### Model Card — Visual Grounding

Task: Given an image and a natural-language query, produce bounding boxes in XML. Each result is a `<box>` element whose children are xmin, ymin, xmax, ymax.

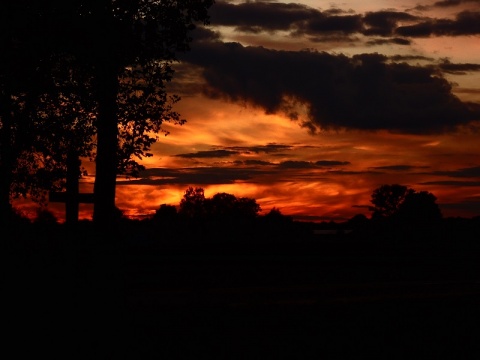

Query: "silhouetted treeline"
<box><xmin>5</xmin><ymin>185</ymin><xmax>479</xmax><ymax>248</ymax></box>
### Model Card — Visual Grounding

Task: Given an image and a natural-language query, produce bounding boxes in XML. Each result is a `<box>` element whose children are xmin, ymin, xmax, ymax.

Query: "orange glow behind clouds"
<box><xmin>110</xmin><ymin>94</ymin><xmax>479</xmax><ymax>221</ymax></box>
<box><xmin>12</xmin><ymin>1</ymin><xmax>480</xmax><ymax>222</ymax></box>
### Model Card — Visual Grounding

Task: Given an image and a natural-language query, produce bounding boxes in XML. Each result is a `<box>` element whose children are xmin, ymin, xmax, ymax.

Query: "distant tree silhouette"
<box><xmin>152</xmin><ymin>204</ymin><xmax>178</xmax><ymax>223</ymax></box>
<box><xmin>369</xmin><ymin>184</ymin><xmax>413</xmax><ymax>219</ymax></box>
<box><xmin>235</xmin><ymin>197</ymin><xmax>262</xmax><ymax>219</ymax></box>
<box><xmin>397</xmin><ymin>190</ymin><xmax>442</xmax><ymax>227</ymax></box>
<box><xmin>208</xmin><ymin>192</ymin><xmax>261</xmax><ymax>221</ymax></box>
<box><xmin>370</xmin><ymin>184</ymin><xmax>443</xmax><ymax>238</ymax></box>
<box><xmin>177</xmin><ymin>188</ymin><xmax>261</xmax><ymax>227</ymax></box>
<box><xmin>179</xmin><ymin>187</ymin><xmax>207</xmax><ymax>219</ymax></box>
<box><xmin>208</xmin><ymin>192</ymin><xmax>237</xmax><ymax>216</ymax></box>
<box><xmin>262</xmin><ymin>207</ymin><xmax>293</xmax><ymax>225</ymax></box>
<box><xmin>347</xmin><ymin>213</ymin><xmax>369</xmax><ymax>231</ymax></box>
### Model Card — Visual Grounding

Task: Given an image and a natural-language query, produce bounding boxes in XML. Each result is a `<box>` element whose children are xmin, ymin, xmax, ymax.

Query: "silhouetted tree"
<box><xmin>1</xmin><ymin>1</ymin><xmax>215</xmax><ymax>228</ymax></box>
<box><xmin>177</xmin><ymin>188</ymin><xmax>261</xmax><ymax>231</ymax></box>
<box><xmin>152</xmin><ymin>203</ymin><xmax>178</xmax><ymax>223</ymax></box>
<box><xmin>370</xmin><ymin>184</ymin><xmax>443</xmax><ymax>239</ymax></box>
<box><xmin>369</xmin><ymin>184</ymin><xmax>414</xmax><ymax>219</ymax></box>
<box><xmin>397</xmin><ymin>190</ymin><xmax>442</xmax><ymax>227</ymax></box>
<box><xmin>208</xmin><ymin>192</ymin><xmax>237</xmax><ymax>216</ymax></box>
<box><xmin>179</xmin><ymin>187</ymin><xmax>207</xmax><ymax>219</ymax></box>
<box><xmin>0</xmin><ymin>3</ymin><xmax>97</xmax><ymax>225</ymax></box>
<box><xmin>62</xmin><ymin>1</ymin><xmax>214</xmax><ymax>228</ymax></box>
<box><xmin>116</xmin><ymin>63</ymin><xmax>185</xmax><ymax>178</ymax></box>
<box><xmin>38</xmin><ymin>54</ymin><xmax>97</xmax><ymax>225</ymax></box>
<box><xmin>0</xmin><ymin>1</ymin><xmax>46</xmax><ymax>223</ymax></box>
<box><xmin>208</xmin><ymin>192</ymin><xmax>261</xmax><ymax>220</ymax></box>
<box><xmin>263</xmin><ymin>207</ymin><xmax>293</xmax><ymax>224</ymax></box>
<box><xmin>347</xmin><ymin>213</ymin><xmax>369</xmax><ymax>231</ymax></box>
<box><xmin>235</xmin><ymin>197</ymin><xmax>262</xmax><ymax>219</ymax></box>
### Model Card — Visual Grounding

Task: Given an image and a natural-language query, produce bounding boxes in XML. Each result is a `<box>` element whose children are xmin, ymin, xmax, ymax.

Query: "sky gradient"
<box><xmin>16</xmin><ymin>0</ymin><xmax>480</xmax><ymax>222</ymax></box>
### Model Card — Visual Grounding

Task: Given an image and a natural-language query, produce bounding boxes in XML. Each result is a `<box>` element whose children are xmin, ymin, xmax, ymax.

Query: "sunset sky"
<box><xmin>18</xmin><ymin>0</ymin><xmax>480</xmax><ymax>222</ymax></box>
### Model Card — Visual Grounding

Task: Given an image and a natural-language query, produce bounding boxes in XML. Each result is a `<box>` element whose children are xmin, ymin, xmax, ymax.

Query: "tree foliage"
<box><xmin>397</xmin><ymin>190</ymin><xmax>442</xmax><ymax>224</ymax></box>
<box><xmin>0</xmin><ymin>4</ymin><xmax>96</xmax><ymax>222</ymax></box>
<box><xmin>179</xmin><ymin>187</ymin><xmax>206</xmax><ymax>219</ymax></box>
<box><xmin>370</xmin><ymin>184</ymin><xmax>442</xmax><ymax>227</ymax></box>
<box><xmin>208</xmin><ymin>192</ymin><xmax>261</xmax><ymax>220</ymax></box>
<box><xmin>0</xmin><ymin>1</ymin><xmax>215</xmax><ymax>227</ymax></box>
<box><xmin>64</xmin><ymin>0</ymin><xmax>214</xmax><ymax>227</ymax></box>
<box><xmin>370</xmin><ymin>184</ymin><xmax>413</xmax><ymax>219</ymax></box>
<box><xmin>117</xmin><ymin>63</ymin><xmax>185</xmax><ymax>177</ymax></box>
<box><xmin>178</xmin><ymin>187</ymin><xmax>261</xmax><ymax>221</ymax></box>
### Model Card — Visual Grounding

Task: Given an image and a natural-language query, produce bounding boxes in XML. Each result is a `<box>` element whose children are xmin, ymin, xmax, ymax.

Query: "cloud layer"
<box><xmin>182</xmin><ymin>42</ymin><xmax>479</xmax><ymax>133</ymax></box>
<box><xmin>208</xmin><ymin>1</ymin><xmax>480</xmax><ymax>38</ymax></box>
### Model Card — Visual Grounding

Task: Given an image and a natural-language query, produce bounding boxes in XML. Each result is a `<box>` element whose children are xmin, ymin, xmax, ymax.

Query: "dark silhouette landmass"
<box><xmin>4</xmin><ymin>198</ymin><xmax>480</xmax><ymax>359</ymax></box>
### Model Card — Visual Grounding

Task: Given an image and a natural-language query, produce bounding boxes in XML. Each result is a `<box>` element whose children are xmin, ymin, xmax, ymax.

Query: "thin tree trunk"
<box><xmin>0</xmin><ymin>90</ymin><xmax>14</xmax><ymax>227</ymax></box>
<box><xmin>93</xmin><ymin>62</ymin><xmax>119</xmax><ymax>229</ymax></box>
<box><xmin>65</xmin><ymin>149</ymin><xmax>81</xmax><ymax>226</ymax></box>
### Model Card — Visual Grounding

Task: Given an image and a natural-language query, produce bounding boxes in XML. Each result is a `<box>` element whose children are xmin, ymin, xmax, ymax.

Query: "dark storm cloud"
<box><xmin>396</xmin><ymin>11</ymin><xmax>480</xmax><ymax>37</ymax></box>
<box><xmin>234</xmin><ymin>159</ymin><xmax>274</xmax><ymax>166</ymax></box>
<box><xmin>420</xmin><ymin>180</ymin><xmax>480</xmax><ymax>186</ymax></box>
<box><xmin>208</xmin><ymin>1</ymin><xmax>317</xmax><ymax>32</ymax></box>
<box><xmin>190</xmin><ymin>26</ymin><xmax>222</xmax><ymax>42</ymax></box>
<box><xmin>278</xmin><ymin>161</ymin><xmax>315</xmax><ymax>169</ymax></box>
<box><xmin>175</xmin><ymin>149</ymin><xmax>238</xmax><ymax>158</ymax></box>
<box><xmin>366</xmin><ymin>38</ymin><xmax>411</xmax><ymax>46</ymax></box>
<box><xmin>439</xmin><ymin>195</ymin><xmax>480</xmax><ymax>215</ymax></box>
<box><xmin>436</xmin><ymin>60</ymin><xmax>480</xmax><ymax>74</ymax></box>
<box><xmin>183</xmin><ymin>42</ymin><xmax>480</xmax><ymax>133</ymax></box>
<box><xmin>207</xmin><ymin>2</ymin><xmax>480</xmax><ymax>40</ymax></box>
<box><xmin>327</xmin><ymin>170</ymin><xmax>384</xmax><ymax>175</ymax></box>
<box><xmin>276</xmin><ymin>160</ymin><xmax>352</xmax><ymax>170</ymax></box>
<box><xmin>225</xmin><ymin>144</ymin><xmax>293</xmax><ymax>154</ymax></box>
<box><xmin>363</xmin><ymin>11</ymin><xmax>419</xmax><ymax>36</ymax></box>
<box><xmin>431</xmin><ymin>166</ymin><xmax>480</xmax><ymax>177</ymax></box>
<box><xmin>208</xmin><ymin>2</ymin><xmax>416</xmax><ymax>38</ymax></box>
<box><xmin>300</xmin><ymin>14</ymin><xmax>363</xmax><ymax>35</ymax></box>
<box><xmin>116</xmin><ymin>166</ymin><xmax>271</xmax><ymax>185</ymax></box>
<box><xmin>254</xmin><ymin>160</ymin><xmax>353</xmax><ymax>169</ymax></box>
<box><xmin>352</xmin><ymin>205</ymin><xmax>371</xmax><ymax>209</ymax></box>
<box><xmin>315</xmin><ymin>160</ymin><xmax>351</xmax><ymax>167</ymax></box>
<box><xmin>389</xmin><ymin>55</ymin><xmax>434</xmax><ymax>62</ymax></box>
<box><xmin>434</xmin><ymin>0</ymin><xmax>480</xmax><ymax>7</ymax></box>
<box><xmin>370</xmin><ymin>165</ymin><xmax>430</xmax><ymax>171</ymax></box>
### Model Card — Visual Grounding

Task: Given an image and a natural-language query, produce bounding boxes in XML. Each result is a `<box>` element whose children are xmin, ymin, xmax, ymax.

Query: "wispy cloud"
<box><xmin>370</xmin><ymin>165</ymin><xmax>431</xmax><ymax>171</ymax></box>
<box><xmin>174</xmin><ymin>149</ymin><xmax>239</xmax><ymax>158</ymax></box>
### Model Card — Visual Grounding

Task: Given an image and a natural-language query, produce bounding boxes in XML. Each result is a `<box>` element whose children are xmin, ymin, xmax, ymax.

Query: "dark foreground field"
<box><xmin>5</xmin><ymin>223</ymin><xmax>480</xmax><ymax>359</ymax></box>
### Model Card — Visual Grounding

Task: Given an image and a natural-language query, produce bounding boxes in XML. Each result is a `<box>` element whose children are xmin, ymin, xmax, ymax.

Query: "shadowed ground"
<box><xmin>5</xmin><ymin>225</ymin><xmax>480</xmax><ymax>359</ymax></box>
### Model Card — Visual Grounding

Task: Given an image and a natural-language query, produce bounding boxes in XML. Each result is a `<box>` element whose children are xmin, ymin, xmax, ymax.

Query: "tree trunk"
<box><xmin>0</xmin><ymin>90</ymin><xmax>14</xmax><ymax>227</ymax></box>
<box><xmin>93</xmin><ymin>62</ymin><xmax>119</xmax><ymax>229</ymax></box>
<box><xmin>65</xmin><ymin>149</ymin><xmax>81</xmax><ymax>226</ymax></box>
